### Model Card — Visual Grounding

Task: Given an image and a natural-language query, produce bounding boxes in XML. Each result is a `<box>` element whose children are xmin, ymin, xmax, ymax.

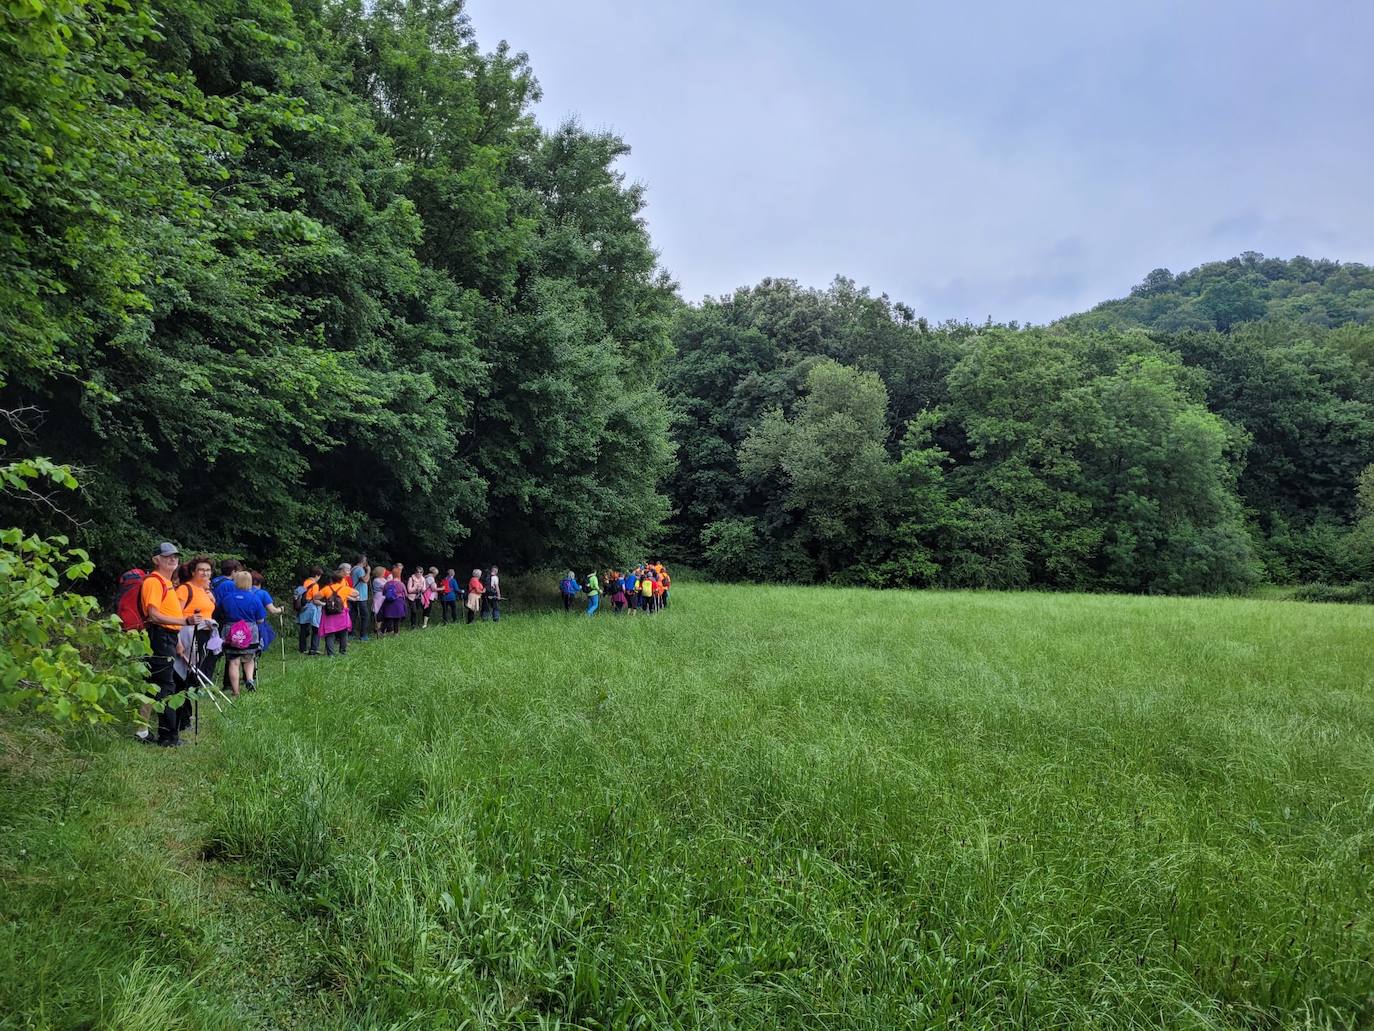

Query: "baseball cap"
<box><xmin>152</xmin><ymin>541</ymin><xmax>181</xmax><ymax>558</ymax></box>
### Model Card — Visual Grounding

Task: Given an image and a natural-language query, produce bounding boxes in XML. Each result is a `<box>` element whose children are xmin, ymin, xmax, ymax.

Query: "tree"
<box><xmin>735</xmin><ymin>361</ymin><xmax>897</xmax><ymax>581</ymax></box>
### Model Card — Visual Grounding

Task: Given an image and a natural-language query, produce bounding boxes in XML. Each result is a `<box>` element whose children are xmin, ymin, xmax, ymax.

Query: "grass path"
<box><xmin>1</xmin><ymin>585</ymin><xmax>1372</xmax><ymax>1029</ymax></box>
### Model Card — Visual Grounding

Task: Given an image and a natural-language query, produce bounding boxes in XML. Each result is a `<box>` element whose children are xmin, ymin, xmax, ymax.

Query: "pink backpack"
<box><xmin>227</xmin><ymin>619</ymin><xmax>256</xmax><ymax>650</ymax></box>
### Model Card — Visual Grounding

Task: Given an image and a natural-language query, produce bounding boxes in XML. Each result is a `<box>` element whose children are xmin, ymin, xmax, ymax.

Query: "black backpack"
<box><xmin>321</xmin><ymin>585</ymin><xmax>344</xmax><ymax>616</ymax></box>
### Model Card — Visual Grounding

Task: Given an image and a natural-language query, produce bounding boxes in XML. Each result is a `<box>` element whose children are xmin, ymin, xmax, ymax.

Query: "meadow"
<box><xmin>1</xmin><ymin>584</ymin><xmax>1371</xmax><ymax>1029</ymax></box>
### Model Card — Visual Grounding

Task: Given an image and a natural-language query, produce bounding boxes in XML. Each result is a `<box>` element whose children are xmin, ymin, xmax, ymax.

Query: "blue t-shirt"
<box><xmin>211</xmin><ymin>575</ymin><xmax>236</xmax><ymax>618</ymax></box>
<box><xmin>351</xmin><ymin>565</ymin><xmax>369</xmax><ymax>601</ymax></box>
<box><xmin>253</xmin><ymin>587</ymin><xmax>274</xmax><ymax>613</ymax></box>
<box><xmin>222</xmin><ymin>590</ymin><xmax>268</xmax><ymax>625</ymax></box>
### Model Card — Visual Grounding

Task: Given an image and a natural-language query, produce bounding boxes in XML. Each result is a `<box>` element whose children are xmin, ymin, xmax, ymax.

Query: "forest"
<box><xmin>4</xmin><ymin>0</ymin><xmax>1374</xmax><ymax>596</ymax></box>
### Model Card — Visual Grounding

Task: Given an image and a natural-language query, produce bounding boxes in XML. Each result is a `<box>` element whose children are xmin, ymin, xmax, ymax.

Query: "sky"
<box><xmin>464</xmin><ymin>0</ymin><xmax>1374</xmax><ymax>324</ymax></box>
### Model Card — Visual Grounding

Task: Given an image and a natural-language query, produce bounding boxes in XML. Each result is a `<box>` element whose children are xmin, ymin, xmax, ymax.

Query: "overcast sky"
<box><xmin>464</xmin><ymin>0</ymin><xmax>1374</xmax><ymax>324</ymax></box>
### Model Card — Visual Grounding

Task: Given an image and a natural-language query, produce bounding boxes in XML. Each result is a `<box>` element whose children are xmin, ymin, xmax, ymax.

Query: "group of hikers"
<box><xmin>121</xmin><ymin>546</ymin><xmax>504</xmax><ymax>749</ymax></box>
<box><xmin>295</xmin><ymin>560</ymin><xmax>503</xmax><ymax>655</ymax></box>
<box><xmin>560</xmin><ymin>563</ymin><xmax>673</xmax><ymax>615</ymax></box>
<box><xmin>125</xmin><ymin>542</ymin><xmax>675</xmax><ymax>749</ymax></box>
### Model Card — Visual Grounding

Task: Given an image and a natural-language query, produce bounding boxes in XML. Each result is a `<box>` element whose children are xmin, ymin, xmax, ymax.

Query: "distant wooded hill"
<box><xmin>1060</xmin><ymin>252</ymin><xmax>1374</xmax><ymax>332</ymax></box>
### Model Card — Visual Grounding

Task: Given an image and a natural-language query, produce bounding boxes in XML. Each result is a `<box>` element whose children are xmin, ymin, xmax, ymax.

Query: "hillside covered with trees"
<box><xmin>664</xmin><ymin>277</ymin><xmax>1374</xmax><ymax>592</ymax></box>
<box><xmin>1061</xmin><ymin>253</ymin><xmax>1374</xmax><ymax>332</ymax></box>
<box><xmin>3</xmin><ymin>1</ymin><xmax>1372</xmax><ymax>596</ymax></box>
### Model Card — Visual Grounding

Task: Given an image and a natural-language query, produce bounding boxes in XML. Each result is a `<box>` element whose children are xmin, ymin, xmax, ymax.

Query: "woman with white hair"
<box><xmin>465</xmin><ymin>568</ymin><xmax>485</xmax><ymax>624</ymax></box>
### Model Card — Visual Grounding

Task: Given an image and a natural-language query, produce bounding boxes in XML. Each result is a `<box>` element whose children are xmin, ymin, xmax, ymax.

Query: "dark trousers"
<box><xmin>298</xmin><ymin>623</ymin><xmax>319</xmax><ymax>654</ymax></box>
<box><xmin>349</xmin><ymin>599</ymin><xmax>369</xmax><ymax>638</ymax></box>
<box><xmin>146</xmin><ymin>627</ymin><xmax>182</xmax><ymax>743</ymax></box>
<box><xmin>173</xmin><ymin>627</ymin><xmax>216</xmax><ymax>732</ymax></box>
<box><xmin>482</xmin><ymin>598</ymin><xmax>500</xmax><ymax>621</ymax></box>
<box><xmin>466</xmin><ymin>605</ymin><xmax>477</xmax><ymax>624</ymax></box>
<box><xmin>441</xmin><ymin>598</ymin><xmax>457</xmax><ymax>623</ymax></box>
<box><xmin>410</xmin><ymin>603</ymin><xmax>421</xmax><ymax>629</ymax></box>
<box><xmin>324</xmin><ymin>629</ymin><xmax>347</xmax><ymax>656</ymax></box>
<box><xmin>562</xmin><ymin>593</ymin><xmax>574</xmax><ymax>611</ymax></box>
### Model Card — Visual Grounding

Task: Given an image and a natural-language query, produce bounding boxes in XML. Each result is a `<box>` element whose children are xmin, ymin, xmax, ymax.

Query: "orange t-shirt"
<box><xmin>140</xmin><ymin>572</ymin><xmax>183</xmax><ymax>626</ymax></box>
<box><xmin>317</xmin><ymin>581</ymin><xmax>354</xmax><ymax>608</ymax></box>
<box><xmin>176</xmin><ymin>581</ymin><xmax>215</xmax><ymax>622</ymax></box>
<box><xmin>652</xmin><ymin>578</ymin><xmax>665</xmax><ymax>596</ymax></box>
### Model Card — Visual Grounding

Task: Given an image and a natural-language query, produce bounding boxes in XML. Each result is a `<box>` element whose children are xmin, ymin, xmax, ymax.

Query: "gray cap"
<box><xmin>152</xmin><ymin>541</ymin><xmax>180</xmax><ymax>557</ymax></box>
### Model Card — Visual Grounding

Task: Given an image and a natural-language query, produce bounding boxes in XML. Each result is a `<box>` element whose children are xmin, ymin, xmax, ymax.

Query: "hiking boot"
<box><xmin>157</xmin><ymin>738</ymin><xmax>185</xmax><ymax>748</ymax></box>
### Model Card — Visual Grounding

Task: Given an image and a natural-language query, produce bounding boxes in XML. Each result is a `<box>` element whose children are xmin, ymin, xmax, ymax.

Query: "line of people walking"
<box><xmin>560</xmin><ymin>563</ymin><xmax>672</xmax><ymax>615</ymax></box>
<box><xmin>294</xmin><ymin>558</ymin><xmax>503</xmax><ymax>655</ymax></box>
<box><xmin>126</xmin><ymin>546</ymin><xmax>677</xmax><ymax>750</ymax></box>
<box><xmin>123</xmin><ymin>545</ymin><xmax>505</xmax><ymax>747</ymax></box>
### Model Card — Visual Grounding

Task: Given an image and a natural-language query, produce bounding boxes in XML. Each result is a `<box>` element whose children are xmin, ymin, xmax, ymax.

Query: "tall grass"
<box><xmin>2</xmin><ymin>585</ymin><xmax>1372</xmax><ymax>1028</ymax></box>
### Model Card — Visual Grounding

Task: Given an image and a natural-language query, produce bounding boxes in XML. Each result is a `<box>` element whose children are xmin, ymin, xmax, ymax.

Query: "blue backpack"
<box><xmin>560</xmin><ymin>577</ymin><xmax>578</xmax><ymax>595</ymax></box>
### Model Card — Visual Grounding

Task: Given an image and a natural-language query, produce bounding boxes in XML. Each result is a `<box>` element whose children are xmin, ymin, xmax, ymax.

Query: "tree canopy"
<box><xmin>0</xmin><ymin>0</ymin><xmax>673</xmax><ymax>579</ymax></box>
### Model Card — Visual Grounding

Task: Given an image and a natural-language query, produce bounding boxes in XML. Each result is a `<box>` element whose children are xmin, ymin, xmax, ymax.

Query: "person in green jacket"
<box><xmin>585</xmin><ymin>571</ymin><xmax>600</xmax><ymax>616</ymax></box>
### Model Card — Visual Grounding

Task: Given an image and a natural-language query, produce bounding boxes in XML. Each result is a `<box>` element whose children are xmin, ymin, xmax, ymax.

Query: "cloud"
<box><xmin>465</xmin><ymin>0</ymin><xmax>1374</xmax><ymax>324</ymax></box>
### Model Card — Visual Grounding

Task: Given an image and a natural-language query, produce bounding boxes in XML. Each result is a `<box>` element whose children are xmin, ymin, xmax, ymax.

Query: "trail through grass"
<box><xmin>1</xmin><ymin>585</ymin><xmax>1372</xmax><ymax>1028</ymax></box>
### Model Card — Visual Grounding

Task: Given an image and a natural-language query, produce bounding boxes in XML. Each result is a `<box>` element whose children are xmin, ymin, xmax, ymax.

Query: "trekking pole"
<box><xmin>189</xmin><ymin>665</ymin><xmax>228</xmax><ymax>712</ymax></box>
<box><xmin>279</xmin><ymin>612</ymin><xmax>286</xmax><ymax>678</ymax></box>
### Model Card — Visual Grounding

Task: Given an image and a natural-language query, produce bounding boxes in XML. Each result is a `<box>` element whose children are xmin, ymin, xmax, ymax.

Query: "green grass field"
<box><xmin>1</xmin><ymin>584</ymin><xmax>1372</xmax><ymax>1029</ymax></box>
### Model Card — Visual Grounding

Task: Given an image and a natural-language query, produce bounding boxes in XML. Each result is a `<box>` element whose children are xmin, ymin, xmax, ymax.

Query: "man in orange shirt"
<box><xmin>140</xmin><ymin>542</ymin><xmax>198</xmax><ymax>747</ymax></box>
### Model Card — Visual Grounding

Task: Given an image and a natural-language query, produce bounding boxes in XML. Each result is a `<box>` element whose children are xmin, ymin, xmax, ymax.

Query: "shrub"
<box><xmin>1291</xmin><ymin>581</ymin><xmax>1374</xmax><ymax>605</ymax></box>
<box><xmin>0</xmin><ymin>450</ymin><xmax>149</xmax><ymax>723</ymax></box>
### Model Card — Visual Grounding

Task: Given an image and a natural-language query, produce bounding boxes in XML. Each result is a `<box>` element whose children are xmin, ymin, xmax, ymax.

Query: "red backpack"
<box><xmin>114</xmin><ymin>568</ymin><xmax>166</xmax><ymax>631</ymax></box>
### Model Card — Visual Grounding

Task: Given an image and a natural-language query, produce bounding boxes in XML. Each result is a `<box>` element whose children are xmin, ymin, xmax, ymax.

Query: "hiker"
<box><xmin>294</xmin><ymin>566</ymin><xmax>323</xmax><ymax>655</ymax></box>
<box><xmin>350</xmin><ymin>555</ymin><xmax>370</xmax><ymax>640</ymax></box>
<box><xmin>407</xmin><ymin>565</ymin><xmax>427</xmax><ymax>629</ymax></box>
<box><xmin>611</xmin><ymin>570</ymin><xmax>627</xmax><ymax>613</ymax></box>
<box><xmin>317</xmin><ymin>563</ymin><xmax>354</xmax><ymax>656</ymax></box>
<box><xmin>559</xmin><ymin>570</ymin><xmax>579</xmax><ymax>612</ymax></box>
<box><xmin>465</xmin><ymin>568</ymin><xmax>484</xmax><ymax>624</ymax></box>
<box><xmin>651</xmin><ymin>569</ymin><xmax>665</xmax><ymax>613</ymax></box>
<box><xmin>249</xmin><ymin>571</ymin><xmax>281</xmax><ymax>661</ymax></box>
<box><xmin>221</xmin><ymin>570</ymin><xmax>268</xmax><ymax>696</ymax></box>
<box><xmin>135</xmin><ymin>543</ymin><xmax>194</xmax><ymax>747</ymax></box>
<box><xmin>172</xmin><ymin>556</ymin><xmax>219</xmax><ymax>732</ymax></box>
<box><xmin>640</xmin><ymin>569</ymin><xmax>654</xmax><ymax>612</ymax></box>
<box><xmin>210</xmin><ymin>558</ymin><xmax>240</xmax><ymax>623</ymax></box>
<box><xmin>627</xmin><ymin>567</ymin><xmax>640</xmax><ymax>611</ymax></box>
<box><xmin>483</xmin><ymin>566</ymin><xmax>502</xmax><ymax>622</ymax></box>
<box><xmin>370</xmin><ymin>565</ymin><xmax>388</xmax><ymax>632</ymax></box>
<box><xmin>440</xmin><ymin>568</ymin><xmax>459</xmax><ymax>624</ymax></box>
<box><xmin>585</xmin><ymin>570</ymin><xmax>600</xmax><ymax>616</ymax></box>
<box><xmin>380</xmin><ymin>571</ymin><xmax>408</xmax><ymax>634</ymax></box>
<box><xmin>425</xmin><ymin>566</ymin><xmax>440</xmax><ymax>627</ymax></box>
<box><xmin>660</xmin><ymin>565</ymin><xmax>672</xmax><ymax>608</ymax></box>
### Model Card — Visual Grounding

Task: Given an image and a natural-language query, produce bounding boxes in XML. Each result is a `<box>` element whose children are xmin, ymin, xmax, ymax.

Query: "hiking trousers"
<box><xmin>146</xmin><ymin>626</ymin><xmax>182</xmax><ymax>744</ymax></box>
<box><xmin>298</xmin><ymin>623</ymin><xmax>319</xmax><ymax>654</ymax></box>
<box><xmin>324</xmin><ymin>629</ymin><xmax>347</xmax><ymax>656</ymax></box>
<box><xmin>349</xmin><ymin>599</ymin><xmax>369</xmax><ymax>638</ymax></box>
